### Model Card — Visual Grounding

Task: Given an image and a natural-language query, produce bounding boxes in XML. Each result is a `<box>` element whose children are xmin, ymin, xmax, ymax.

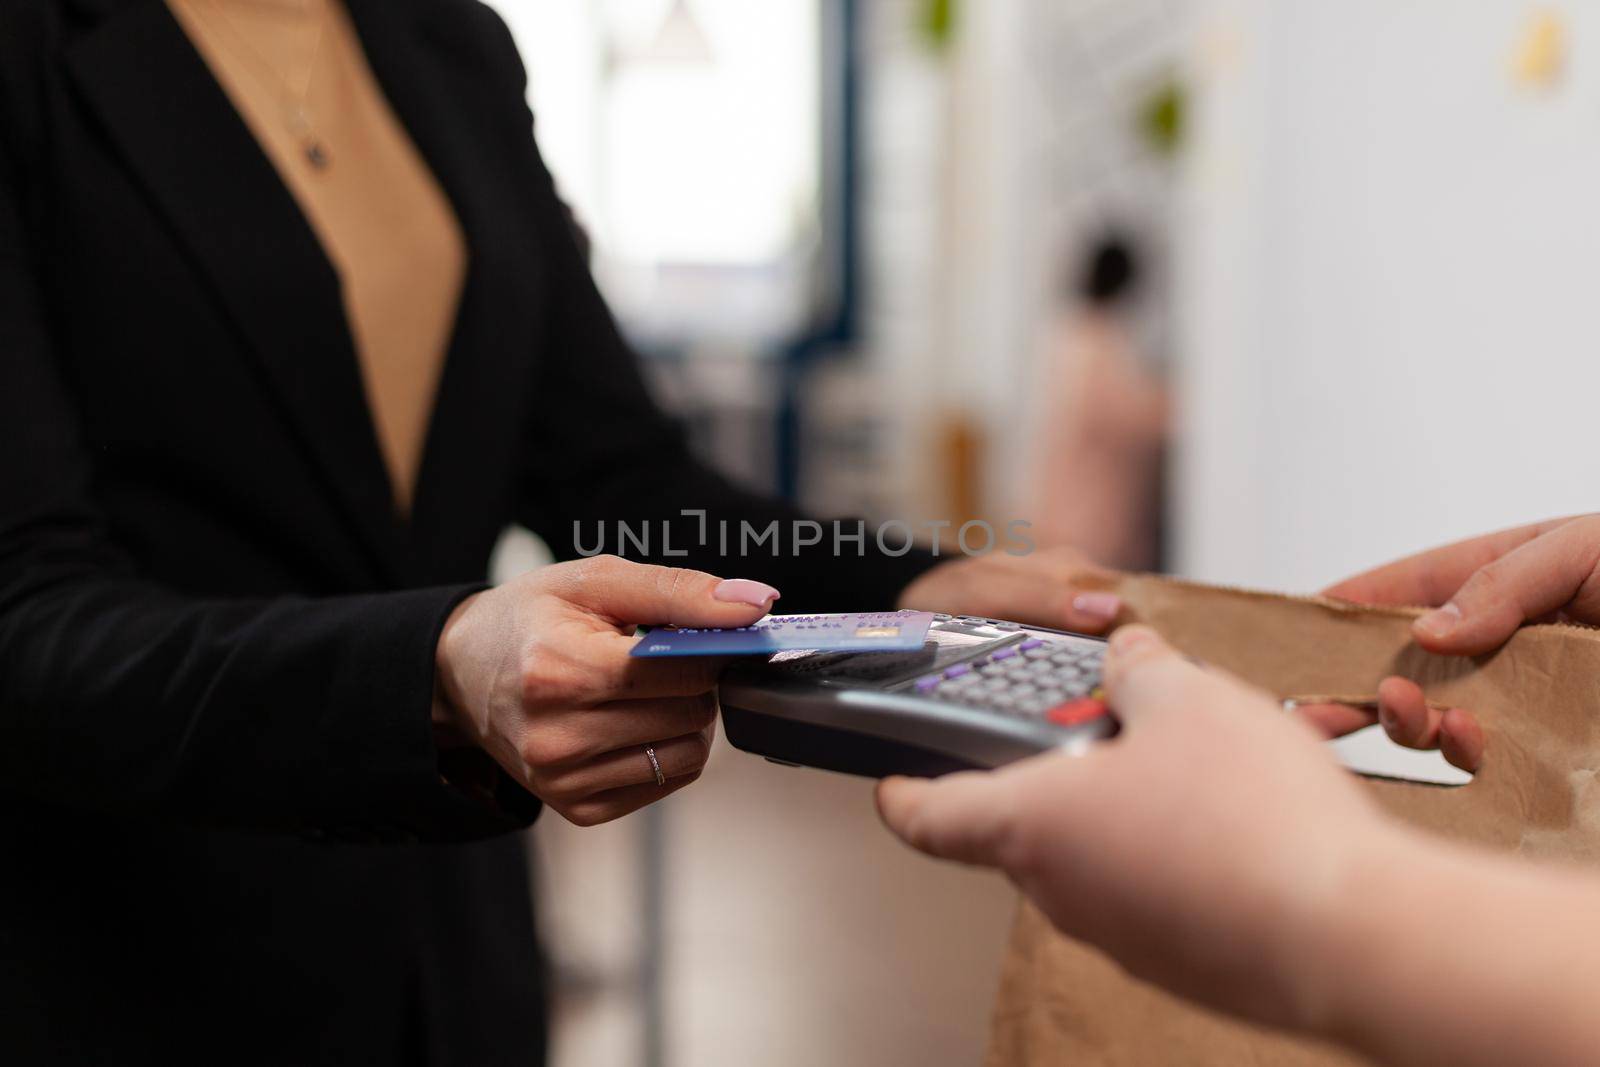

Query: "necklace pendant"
<box><xmin>305</xmin><ymin>141</ymin><xmax>331</xmax><ymax>170</ymax></box>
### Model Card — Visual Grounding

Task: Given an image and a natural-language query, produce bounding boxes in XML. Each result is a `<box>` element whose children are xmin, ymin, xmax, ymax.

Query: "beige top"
<box><xmin>167</xmin><ymin>0</ymin><xmax>467</xmax><ymax>514</ymax></box>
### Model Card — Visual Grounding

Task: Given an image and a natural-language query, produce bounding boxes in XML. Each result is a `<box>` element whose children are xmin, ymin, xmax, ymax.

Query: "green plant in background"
<box><xmin>918</xmin><ymin>0</ymin><xmax>956</xmax><ymax>52</ymax></box>
<box><xmin>1138</xmin><ymin>76</ymin><xmax>1185</xmax><ymax>157</ymax></box>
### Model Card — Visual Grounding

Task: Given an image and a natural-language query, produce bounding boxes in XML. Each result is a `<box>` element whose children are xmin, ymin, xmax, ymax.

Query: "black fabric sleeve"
<box><xmin>479</xmin><ymin>15</ymin><xmax>941</xmax><ymax>610</ymax></box>
<box><xmin>0</xmin><ymin>136</ymin><xmax>535</xmax><ymax>843</ymax></box>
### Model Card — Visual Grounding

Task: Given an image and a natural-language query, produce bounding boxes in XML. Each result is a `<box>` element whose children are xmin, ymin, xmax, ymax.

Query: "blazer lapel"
<box><xmin>65</xmin><ymin>0</ymin><xmax>408</xmax><ymax>583</ymax></box>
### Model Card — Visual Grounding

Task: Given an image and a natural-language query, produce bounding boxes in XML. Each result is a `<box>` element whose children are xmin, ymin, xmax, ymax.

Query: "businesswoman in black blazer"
<box><xmin>0</xmin><ymin>0</ymin><xmax>1120</xmax><ymax>1061</ymax></box>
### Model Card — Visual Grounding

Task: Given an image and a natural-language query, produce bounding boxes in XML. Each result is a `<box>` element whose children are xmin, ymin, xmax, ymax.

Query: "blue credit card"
<box><xmin>630</xmin><ymin>611</ymin><xmax>936</xmax><ymax>658</ymax></box>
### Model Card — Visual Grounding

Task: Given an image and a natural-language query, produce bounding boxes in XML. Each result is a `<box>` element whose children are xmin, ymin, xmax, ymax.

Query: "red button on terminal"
<box><xmin>1046</xmin><ymin>697</ymin><xmax>1108</xmax><ymax>727</ymax></box>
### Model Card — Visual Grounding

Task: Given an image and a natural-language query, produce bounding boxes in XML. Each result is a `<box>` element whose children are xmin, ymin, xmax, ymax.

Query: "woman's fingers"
<box><xmin>561</xmin><ymin>773</ymin><xmax>703</xmax><ymax>827</ymax></box>
<box><xmin>543</xmin><ymin>694</ymin><xmax>718</xmax><ymax>763</ymax></box>
<box><xmin>598</xmin><ymin>639</ymin><xmax>731</xmax><ymax>700</ymax></box>
<box><xmin>552</xmin><ymin>553</ymin><xmax>778</xmax><ymax>628</ymax></box>
<box><xmin>439</xmin><ymin>558</ymin><xmax>763</xmax><ymax>824</ymax></box>
<box><xmin>546</xmin><ymin>729</ymin><xmax>712</xmax><ymax>802</ymax></box>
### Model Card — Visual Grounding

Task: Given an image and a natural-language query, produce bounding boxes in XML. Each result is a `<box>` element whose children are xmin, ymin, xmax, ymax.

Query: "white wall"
<box><xmin>1179</xmin><ymin>0</ymin><xmax>1600</xmax><ymax>592</ymax></box>
<box><xmin>1177</xmin><ymin>0</ymin><xmax>1600</xmax><ymax>781</ymax></box>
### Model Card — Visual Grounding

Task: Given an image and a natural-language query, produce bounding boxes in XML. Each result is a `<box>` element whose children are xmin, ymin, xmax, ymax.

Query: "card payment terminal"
<box><xmin>720</xmin><ymin>614</ymin><xmax>1115</xmax><ymax>778</ymax></box>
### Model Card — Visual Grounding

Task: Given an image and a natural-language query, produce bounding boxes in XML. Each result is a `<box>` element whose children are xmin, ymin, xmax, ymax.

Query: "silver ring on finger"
<box><xmin>644</xmin><ymin>746</ymin><xmax>666</xmax><ymax>786</ymax></box>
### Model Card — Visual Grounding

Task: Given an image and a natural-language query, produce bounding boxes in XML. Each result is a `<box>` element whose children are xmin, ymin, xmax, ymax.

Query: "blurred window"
<box><xmin>490</xmin><ymin>0</ymin><xmax>825</xmax><ymax>347</ymax></box>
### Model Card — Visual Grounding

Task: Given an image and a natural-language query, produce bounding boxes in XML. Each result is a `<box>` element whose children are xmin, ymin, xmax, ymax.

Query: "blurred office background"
<box><xmin>479</xmin><ymin>0</ymin><xmax>1600</xmax><ymax>1063</ymax></box>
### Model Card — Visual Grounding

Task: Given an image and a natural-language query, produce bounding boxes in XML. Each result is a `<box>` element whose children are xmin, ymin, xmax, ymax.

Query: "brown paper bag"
<box><xmin>988</xmin><ymin>574</ymin><xmax>1600</xmax><ymax>1066</ymax></box>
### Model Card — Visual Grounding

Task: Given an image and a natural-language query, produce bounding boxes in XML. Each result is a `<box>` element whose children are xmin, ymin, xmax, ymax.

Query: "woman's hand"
<box><xmin>896</xmin><ymin>545</ymin><xmax>1124</xmax><ymax>634</ymax></box>
<box><xmin>432</xmin><ymin>555</ymin><xmax>779</xmax><ymax>825</ymax></box>
<box><xmin>1308</xmin><ymin>514</ymin><xmax>1600</xmax><ymax>772</ymax></box>
<box><xmin>877</xmin><ymin>625</ymin><xmax>1397</xmax><ymax>1035</ymax></box>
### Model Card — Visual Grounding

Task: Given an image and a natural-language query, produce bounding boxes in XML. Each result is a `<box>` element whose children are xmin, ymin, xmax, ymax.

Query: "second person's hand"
<box><xmin>1307</xmin><ymin>514</ymin><xmax>1600</xmax><ymax>772</ymax></box>
<box><xmin>878</xmin><ymin>624</ymin><xmax>1600</xmax><ymax>1067</ymax></box>
<box><xmin>432</xmin><ymin>554</ymin><xmax>780</xmax><ymax>825</ymax></box>
<box><xmin>877</xmin><ymin>625</ymin><xmax>1399</xmax><ymax>1037</ymax></box>
<box><xmin>896</xmin><ymin>545</ymin><xmax>1125</xmax><ymax>634</ymax></box>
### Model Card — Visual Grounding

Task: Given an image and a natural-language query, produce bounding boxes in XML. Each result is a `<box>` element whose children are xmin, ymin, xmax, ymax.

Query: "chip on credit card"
<box><xmin>629</xmin><ymin>610</ymin><xmax>935</xmax><ymax>658</ymax></box>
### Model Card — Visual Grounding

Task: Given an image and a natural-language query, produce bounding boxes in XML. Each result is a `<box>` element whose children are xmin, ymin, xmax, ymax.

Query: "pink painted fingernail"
<box><xmin>713</xmin><ymin>578</ymin><xmax>781</xmax><ymax>608</ymax></box>
<box><xmin>1072</xmin><ymin>592</ymin><xmax>1122</xmax><ymax>620</ymax></box>
<box><xmin>1415</xmin><ymin>602</ymin><xmax>1461</xmax><ymax>639</ymax></box>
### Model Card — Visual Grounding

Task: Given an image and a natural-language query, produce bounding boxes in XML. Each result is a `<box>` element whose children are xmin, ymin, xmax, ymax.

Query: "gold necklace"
<box><xmin>180</xmin><ymin>0</ymin><xmax>333</xmax><ymax>170</ymax></box>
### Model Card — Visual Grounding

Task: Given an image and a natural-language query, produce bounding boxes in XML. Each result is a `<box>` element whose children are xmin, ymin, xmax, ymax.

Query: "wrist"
<box><xmin>1277</xmin><ymin>821</ymin><xmax>1431</xmax><ymax>1046</ymax></box>
<box><xmin>431</xmin><ymin>592</ymin><xmax>479</xmax><ymax>736</ymax></box>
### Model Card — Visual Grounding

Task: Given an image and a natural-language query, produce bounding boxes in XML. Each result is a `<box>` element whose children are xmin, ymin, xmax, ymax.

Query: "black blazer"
<box><xmin>0</xmin><ymin>0</ymin><xmax>934</xmax><ymax>1061</ymax></box>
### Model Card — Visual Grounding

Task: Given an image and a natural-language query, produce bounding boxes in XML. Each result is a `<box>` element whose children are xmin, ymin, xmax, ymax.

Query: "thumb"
<box><xmin>876</xmin><ymin>771</ymin><xmax>1022</xmax><ymax>869</ymax></box>
<box><xmin>557</xmin><ymin>555</ymin><xmax>780</xmax><ymax>627</ymax></box>
<box><xmin>1411</xmin><ymin>517</ymin><xmax>1600</xmax><ymax>655</ymax></box>
<box><xmin>1101</xmin><ymin>625</ymin><xmax>1251</xmax><ymax>731</ymax></box>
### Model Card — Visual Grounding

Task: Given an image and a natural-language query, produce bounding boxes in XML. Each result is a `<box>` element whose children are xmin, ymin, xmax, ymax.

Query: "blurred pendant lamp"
<box><xmin>640</xmin><ymin>0</ymin><xmax>714</xmax><ymax>64</ymax></box>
